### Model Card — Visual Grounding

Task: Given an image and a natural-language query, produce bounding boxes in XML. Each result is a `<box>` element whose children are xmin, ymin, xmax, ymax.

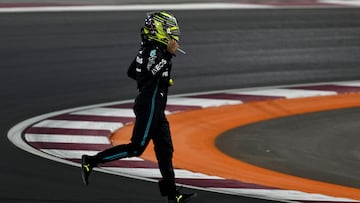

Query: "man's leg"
<box><xmin>81</xmin><ymin>99</ymin><xmax>158</xmax><ymax>185</ymax></box>
<box><xmin>86</xmin><ymin>102</ymin><xmax>155</xmax><ymax>166</ymax></box>
<box><xmin>153</xmin><ymin>116</ymin><xmax>197</xmax><ymax>202</ymax></box>
<box><xmin>152</xmin><ymin>117</ymin><xmax>176</xmax><ymax>197</ymax></box>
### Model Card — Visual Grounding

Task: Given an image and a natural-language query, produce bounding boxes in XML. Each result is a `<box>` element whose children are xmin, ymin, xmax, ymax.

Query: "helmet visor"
<box><xmin>167</xmin><ymin>26</ymin><xmax>180</xmax><ymax>41</ymax></box>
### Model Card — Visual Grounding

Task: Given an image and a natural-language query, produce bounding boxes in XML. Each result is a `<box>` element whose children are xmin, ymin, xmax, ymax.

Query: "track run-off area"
<box><xmin>2</xmin><ymin>1</ymin><xmax>360</xmax><ymax>203</ymax></box>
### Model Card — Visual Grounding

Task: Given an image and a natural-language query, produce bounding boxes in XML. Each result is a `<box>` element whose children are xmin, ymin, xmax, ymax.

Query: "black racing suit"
<box><xmin>92</xmin><ymin>40</ymin><xmax>176</xmax><ymax>197</ymax></box>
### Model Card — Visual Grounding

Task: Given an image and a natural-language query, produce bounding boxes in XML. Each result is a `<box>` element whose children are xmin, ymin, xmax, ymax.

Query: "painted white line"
<box><xmin>231</xmin><ymin>88</ymin><xmax>337</xmax><ymax>99</ymax></box>
<box><xmin>41</xmin><ymin>149</ymin><xmax>100</xmax><ymax>159</ymax></box>
<box><xmin>173</xmin><ymin>169</ymin><xmax>224</xmax><ymax>180</ymax></box>
<box><xmin>333</xmin><ymin>81</ymin><xmax>360</xmax><ymax>87</ymax></box>
<box><xmin>102</xmin><ymin>167</ymin><xmax>223</xmax><ymax>179</ymax></box>
<box><xmin>71</xmin><ymin>107</ymin><xmax>135</xmax><ymax>118</ymax></box>
<box><xmin>25</xmin><ymin>134</ymin><xmax>110</xmax><ymax>144</ymax></box>
<box><xmin>214</xmin><ymin>188</ymin><xmax>360</xmax><ymax>202</ymax></box>
<box><xmin>34</xmin><ymin>120</ymin><xmax>123</xmax><ymax>132</ymax></box>
<box><xmin>167</xmin><ymin>97</ymin><xmax>242</xmax><ymax>108</ymax></box>
<box><xmin>0</xmin><ymin>3</ymin><xmax>275</xmax><ymax>13</ymax></box>
<box><xmin>41</xmin><ymin>149</ymin><xmax>143</xmax><ymax>160</ymax></box>
<box><xmin>319</xmin><ymin>0</ymin><xmax>360</xmax><ymax>6</ymax></box>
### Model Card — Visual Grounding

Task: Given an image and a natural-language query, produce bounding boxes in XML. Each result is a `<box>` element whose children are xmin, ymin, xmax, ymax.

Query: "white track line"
<box><xmin>1</xmin><ymin>1</ymin><xmax>358</xmax><ymax>14</ymax></box>
<box><xmin>71</xmin><ymin>107</ymin><xmax>135</xmax><ymax>118</ymax></box>
<box><xmin>34</xmin><ymin>120</ymin><xmax>123</xmax><ymax>132</ymax></box>
<box><xmin>320</xmin><ymin>0</ymin><xmax>360</xmax><ymax>6</ymax></box>
<box><xmin>0</xmin><ymin>3</ymin><xmax>275</xmax><ymax>13</ymax></box>
<box><xmin>41</xmin><ymin>149</ymin><xmax>100</xmax><ymax>159</ymax></box>
<box><xmin>25</xmin><ymin>134</ymin><xmax>110</xmax><ymax>144</ymax></box>
<box><xmin>101</xmin><ymin>167</ymin><xmax>223</xmax><ymax>179</ymax></box>
<box><xmin>333</xmin><ymin>81</ymin><xmax>360</xmax><ymax>87</ymax></box>
<box><xmin>167</xmin><ymin>97</ymin><xmax>241</xmax><ymax>108</ymax></box>
<box><xmin>231</xmin><ymin>88</ymin><xmax>337</xmax><ymax>98</ymax></box>
<box><xmin>214</xmin><ymin>188</ymin><xmax>359</xmax><ymax>202</ymax></box>
<box><xmin>41</xmin><ymin>149</ymin><xmax>143</xmax><ymax>160</ymax></box>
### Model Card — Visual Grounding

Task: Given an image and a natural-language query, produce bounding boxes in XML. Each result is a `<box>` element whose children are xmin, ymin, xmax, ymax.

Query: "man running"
<box><xmin>81</xmin><ymin>11</ymin><xmax>195</xmax><ymax>203</ymax></box>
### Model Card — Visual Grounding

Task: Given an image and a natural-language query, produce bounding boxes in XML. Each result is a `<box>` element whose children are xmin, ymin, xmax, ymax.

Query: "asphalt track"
<box><xmin>1</xmin><ymin>8</ymin><xmax>360</xmax><ymax>203</ymax></box>
<box><xmin>217</xmin><ymin>107</ymin><xmax>360</xmax><ymax>189</ymax></box>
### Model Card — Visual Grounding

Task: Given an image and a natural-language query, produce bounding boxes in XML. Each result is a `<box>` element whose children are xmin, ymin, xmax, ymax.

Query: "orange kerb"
<box><xmin>111</xmin><ymin>93</ymin><xmax>360</xmax><ymax>200</ymax></box>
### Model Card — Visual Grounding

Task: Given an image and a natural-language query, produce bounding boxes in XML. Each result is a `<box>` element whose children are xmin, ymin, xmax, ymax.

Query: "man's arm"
<box><xmin>127</xmin><ymin>57</ymin><xmax>137</xmax><ymax>80</ymax></box>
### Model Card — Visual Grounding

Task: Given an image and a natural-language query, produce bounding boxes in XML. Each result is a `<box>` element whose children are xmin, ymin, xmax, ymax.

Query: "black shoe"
<box><xmin>81</xmin><ymin>155</ymin><xmax>93</xmax><ymax>185</ymax></box>
<box><xmin>168</xmin><ymin>189</ymin><xmax>197</xmax><ymax>203</ymax></box>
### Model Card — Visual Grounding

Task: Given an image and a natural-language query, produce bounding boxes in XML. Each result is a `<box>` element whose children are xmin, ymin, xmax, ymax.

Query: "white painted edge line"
<box><xmin>1</xmin><ymin>2</ymin><xmax>358</xmax><ymax>13</ymax></box>
<box><xmin>101</xmin><ymin>167</ymin><xmax>224</xmax><ymax>179</ymax></box>
<box><xmin>25</xmin><ymin>134</ymin><xmax>111</xmax><ymax>144</ymax></box>
<box><xmin>40</xmin><ymin>149</ymin><xmax>143</xmax><ymax>160</ymax></box>
<box><xmin>167</xmin><ymin>97</ymin><xmax>242</xmax><ymax>107</ymax></box>
<box><xmin>70</xmin><ymin>107</ymin><xmax>135</xmax><ymax>118</ymax></box>
<box><xmin>97</xmin><ymin>167</ymin><xmax>302</xmax><ymax>203</ymax></box>
<box><xmin>213</xmin><ymin>188</ymin><xmax>359</xmax><ymax>202</ymax></box>
<box><xmin>320</xmin><ymin>0</ymin><xmax>360</xmax><ymax>6</ymax></box>
<box><xmin>230</xmin><ymin>88</ymin><xmax>337</xmax><ymax>98</ymax></box>
<box><xmin>333</xmin><ymin>81</ymin><xmax>360</xmax><ymax>87</ymax></box>
<box><xmin>34</xmin><ymin>120</ymin><xmax>123</xmax><ymax>132</ymax></box>
<box><xmin>40</xmin><ymin>149</ymin><xmax>100</xmax><ymax>159</ymax></box>
<box><xmin>0</xmin><ymin>3</ymin><xmax>274</xmax><ymax>13</ymax></box>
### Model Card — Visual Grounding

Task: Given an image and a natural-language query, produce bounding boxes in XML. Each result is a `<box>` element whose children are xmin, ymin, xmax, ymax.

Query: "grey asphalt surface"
<box><xmin>1</xmin><ymin>8</ymin><xmax>360</xmax><ymax>202</ymax></box>
<box><xmin>217</xmin><ymin>107</ymin><xmax>360</xmax><ymax>189</ymax></box>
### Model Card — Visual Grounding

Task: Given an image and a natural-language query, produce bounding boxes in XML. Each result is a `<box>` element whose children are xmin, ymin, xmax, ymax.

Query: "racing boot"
<box><xmin>168</xmin><ymin>188</ymin><xmax>197</xmax><ymax>203</ymax></box>
<box><xmin>81</xmin><ymin>155</ymin><xmax>94</xmax><ymax>185</ymax></box>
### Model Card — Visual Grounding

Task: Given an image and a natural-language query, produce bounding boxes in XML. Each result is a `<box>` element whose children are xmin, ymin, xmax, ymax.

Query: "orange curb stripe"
<box><xmin>111</xmin><ymin>93</ymin><xmax>360</xmax><ymax>200</ymax></box>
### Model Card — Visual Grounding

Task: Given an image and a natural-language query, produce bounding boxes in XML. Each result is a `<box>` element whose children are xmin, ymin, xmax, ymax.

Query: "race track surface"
<box><xmin>1</xmin><ymin>7</ymin><xmax>360</xmax><ymax>202</ymax></box>
<box><xmin>217</xmin><ymin>107</ymin><xmax>360</xmax><ymax>189</ymax></box>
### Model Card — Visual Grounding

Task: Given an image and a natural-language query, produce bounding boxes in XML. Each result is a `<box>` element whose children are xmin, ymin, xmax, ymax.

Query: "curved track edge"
<box><xmin>8</xmin><ymin>81</ymin><xmax>360</xmax><ymax>203</ymax></box>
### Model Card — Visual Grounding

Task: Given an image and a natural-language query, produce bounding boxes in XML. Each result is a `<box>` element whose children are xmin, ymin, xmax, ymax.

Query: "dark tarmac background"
<box><xmin>1</xmin><ymin>7</ymin><xmax>360</xmax><ymax>202</ymax></box>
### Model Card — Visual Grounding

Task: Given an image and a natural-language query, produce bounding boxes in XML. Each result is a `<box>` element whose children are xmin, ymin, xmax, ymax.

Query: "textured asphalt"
<box><xmin>217</xmin><ymin>107</ymin><xmax>360</xmax><ymax>189</ymax></box>
<box><xmin>1</xmin><ymin>8</ymin><xmax>360</xmax><ymax>202</ymax></box>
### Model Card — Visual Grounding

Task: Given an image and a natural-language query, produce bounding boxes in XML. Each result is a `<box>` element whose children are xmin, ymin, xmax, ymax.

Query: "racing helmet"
<box><xmin>142</xmin><ymin>11</ymin><xmax>180</xmax><ymax>45</ymax></box>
